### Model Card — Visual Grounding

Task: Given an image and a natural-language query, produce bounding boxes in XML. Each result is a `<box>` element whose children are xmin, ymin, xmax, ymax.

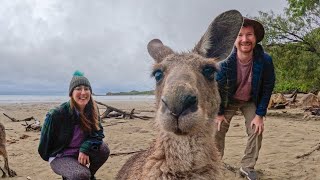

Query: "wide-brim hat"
<box><xmin>243</xmin><ymin>18</ymin><xmax>265</xmax><ymax>43</ymax></box>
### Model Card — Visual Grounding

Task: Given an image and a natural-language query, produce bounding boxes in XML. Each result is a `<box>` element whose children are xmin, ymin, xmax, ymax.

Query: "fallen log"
<box><xmin>95</xmin><ymin>101</ymin><xmax>153</xmax><ymax>120</ymax></box>
<box><xmin>268</xmin><ymin>93</ymin><xmax>287</xmax><ymax>109</ymax></box>
<box><xmin>22</xmin><ymin>120</ymin><xmax>41</xmax><ymax>132</ymax></box>
<box><xmin>3</xmin><ymin>113</ymin><xmax>34</xmax><ymax>122</ymax></box>
<box><xmin>286</xmin><ymin>89</ymin><xmax>298</xmax><ymax>99</ymax></box>
<box><xmin>311</xmin><ymin>108</ymin><xmax>320</xmax><ymax>116</ymax></box>
<box><xmin>3</xmin><ymin>113</ymin><xmax>41</xmax><ymax>131</ymax></box>
<box><xmin>274</xmin><ymin>102</ymin><xmax>288</xmax><ymax>109</ymax></box>
<box><xmin>110</xmin><ymin>150</ymin><xmax>146</xmax><ymax>157</ymax></box>
<box><xmin>100</xmin><ymin>108</ymin><xmax>114</xmax><ymax>119</ymax></box>
<box><xmin>304</xmin><ymin>107</ymin><xmax>320</xmax><ymax>116</ymax></box>
<box><xmin>296</xmin><ymin>143</ymin><xmax>320</xmax><ymax>159</ymax></box>
<box><xmin>223</xmin><ymin>163</ymin><xmax>237</xmax><ymax>174</ymax></box>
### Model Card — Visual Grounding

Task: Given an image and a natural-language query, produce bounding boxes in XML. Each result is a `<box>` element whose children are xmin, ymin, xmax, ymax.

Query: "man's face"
<box><xmin>234</xmin><ymin>26</ymin><xmax>257</xmax><ymax>54</ymax></box>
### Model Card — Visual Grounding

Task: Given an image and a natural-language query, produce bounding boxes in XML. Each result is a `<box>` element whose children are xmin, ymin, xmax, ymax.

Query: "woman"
<box><xmin>38</xmin><ymin>71</ymin><xmax>110</xmax><ymax>180</ymax></box>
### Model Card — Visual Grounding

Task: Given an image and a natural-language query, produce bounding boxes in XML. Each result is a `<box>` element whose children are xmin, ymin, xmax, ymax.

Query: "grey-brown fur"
<box><xmin>116</xmin><ymin>10</ymin><xmax>243</xmax><ymax>180</ymax></box>
<box><xmin>0</xmin><ymin>123</ymin><xmax>17</xmax><ymax>178</ymax></box>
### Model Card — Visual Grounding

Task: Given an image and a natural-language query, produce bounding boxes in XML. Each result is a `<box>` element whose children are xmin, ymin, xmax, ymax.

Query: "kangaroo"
<box><xmin>117</xmin><ymin>10</ymin><xmax>243</xmax><ymax>180</ymax></box>
<box><xmin>0</xmin><ymin>123</ymin><xmax>17</xmax><ymax>178</ymax></box>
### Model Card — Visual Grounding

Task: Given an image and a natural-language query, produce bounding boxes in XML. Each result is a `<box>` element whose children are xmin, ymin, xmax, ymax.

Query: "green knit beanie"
<box><xmin>69</xmin><ymin>70</ymin><xmax>92</xmax><ymax>96</ymax></box>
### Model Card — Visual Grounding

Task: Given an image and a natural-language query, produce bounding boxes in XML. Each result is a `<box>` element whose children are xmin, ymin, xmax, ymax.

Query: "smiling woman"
<box><xmin>38</xmin><ymin>70</ymin><xmax>110</xmax><ymax>180</ymax></box>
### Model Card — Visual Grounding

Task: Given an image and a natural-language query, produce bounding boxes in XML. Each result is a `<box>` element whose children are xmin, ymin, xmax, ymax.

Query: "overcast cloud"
<box><xmin>0</xmin><ymin>0</ymin><xmax>287</xmax><ymax>95</ymax></box>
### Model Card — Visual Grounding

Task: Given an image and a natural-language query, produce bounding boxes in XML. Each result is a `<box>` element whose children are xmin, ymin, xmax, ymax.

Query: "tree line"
<box><xmin>254</xmin><ymin>0</ymin><xmax>320</xmax><ymax>93</ymax></box>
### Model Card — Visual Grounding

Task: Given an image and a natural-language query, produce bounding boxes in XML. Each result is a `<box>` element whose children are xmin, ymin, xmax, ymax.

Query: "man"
<box><xmin>214</xmin><ymin>18</ymin><xmax>275</xmax><ymax>180</ymax></box>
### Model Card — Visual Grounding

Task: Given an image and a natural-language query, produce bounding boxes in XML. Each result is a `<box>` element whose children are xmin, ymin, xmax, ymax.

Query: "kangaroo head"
<box><xmin>148</xmin><ymin>10</ymin><xmax>243</xmax><ymax>135</ymax></box>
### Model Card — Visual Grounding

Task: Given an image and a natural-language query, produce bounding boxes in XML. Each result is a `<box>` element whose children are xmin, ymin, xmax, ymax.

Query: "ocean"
<box><xmin>0</xmin><ymin>95</ymin><xmax>155</xmax><ymax>104</ymax></box>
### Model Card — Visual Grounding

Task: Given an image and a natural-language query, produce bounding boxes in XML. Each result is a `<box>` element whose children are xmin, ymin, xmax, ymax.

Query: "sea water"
<box><xmin>0</xmin><ymin>95</ymin><xmax>155</xmax><ymax>104</ymax></box>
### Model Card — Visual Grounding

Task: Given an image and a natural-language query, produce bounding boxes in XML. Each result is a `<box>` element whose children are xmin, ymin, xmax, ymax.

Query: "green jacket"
<box><xmin>38</xmin><ymin>101</ymin><xmax>104</xmax><ymax>161</ymax></box>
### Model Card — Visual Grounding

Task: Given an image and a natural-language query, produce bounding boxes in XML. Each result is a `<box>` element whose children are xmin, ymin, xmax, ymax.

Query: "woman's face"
<box><xmin>71</xmin><ymin>85</ymin><xmax>91</xmax><ymax>111</ymax></box>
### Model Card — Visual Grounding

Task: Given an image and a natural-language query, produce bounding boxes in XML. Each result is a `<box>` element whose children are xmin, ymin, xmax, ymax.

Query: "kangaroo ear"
<box><xmin>193</xmin><ymin>10</ymin><xmax>243</xmax><ymax>61</ymax></box>
<box><xmin>147</xmin><ymin>39</ymin><xmax>174</xmax><ymax>63</ymax></box>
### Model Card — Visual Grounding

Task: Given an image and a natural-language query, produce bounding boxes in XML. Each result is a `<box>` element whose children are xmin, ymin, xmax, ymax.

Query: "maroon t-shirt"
<box><xmin>233</xmin><ymin>59</ymin><xmax>253</xmax><ymax>101</ymax></box>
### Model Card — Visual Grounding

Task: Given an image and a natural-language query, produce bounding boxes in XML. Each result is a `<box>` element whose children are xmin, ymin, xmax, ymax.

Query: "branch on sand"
<box><xmin>110</xmin><ymin>150</ymin><xmax>146</xmax><ymax>157</ymax></box>
<box><xmin>3</xmin><ymin>113</ymin><xmax>41</xmax><ymax>132</ymax></box>
<box><xmin>223</xmin><ymin>163</ymin><xmax>237</xmax><ymax>174</ymax></box>
<box><xmin>268</xmin><ymin>91</ymin><xmax>297</xmax><ymax>109</ymax></box>
<box><xmin>3</xmin><ymin>113</ymin><xmax>34</xmax><ymax>122</ymax></box>
<box><xmin>304</xmin><ymin>107</ymin><xmax>320</xmax><ymax>116</ymax></box>
<box><xmin>22</xmin><ymin>120</ymin><xmax>41</xmax><ymax>132</ymax></box>
<box><xmin>95</xmin><ymin>101</ymin><xmax>153</xmax><ymax>120</ymax></box>
<box><xmin>296</xmin><ymin>143</ymin><xmax>320</xmax><ymax>159</ymax></box>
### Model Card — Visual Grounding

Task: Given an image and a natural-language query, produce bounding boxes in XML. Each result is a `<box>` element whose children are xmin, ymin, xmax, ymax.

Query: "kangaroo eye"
<box><xmin>202</xmin><ymin>66</ymin><xmax>216</xmax><ymax>81</ymax></box>
<box><xmin>153</xmin><ymin>70</ymin><xmax>163</xmax><ymax>82</ymax></box>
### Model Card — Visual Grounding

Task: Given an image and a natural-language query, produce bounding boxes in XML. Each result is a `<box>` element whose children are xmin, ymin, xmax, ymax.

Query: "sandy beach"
<box><xmin>0</xmin><ymin>98</ymin><xmax>319</xmax><ymax>180</ymax></box>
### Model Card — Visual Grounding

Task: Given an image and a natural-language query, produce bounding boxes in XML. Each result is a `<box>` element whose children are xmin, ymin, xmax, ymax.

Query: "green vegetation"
<box><xmin>106</xmin><ymin>90</ymin><xmax>154</xmax><ymax>96</ymax></box>
<box><xmin>254</xmin><ymin>0</ymin><xmax>320</xmax><ymax>92</ymax></box>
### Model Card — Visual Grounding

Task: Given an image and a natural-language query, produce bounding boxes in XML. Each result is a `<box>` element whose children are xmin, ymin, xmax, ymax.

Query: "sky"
<box><xmin>0</xmin><ymin>0</ymin><xmax>288</xmax><ymax>95</ymax></box>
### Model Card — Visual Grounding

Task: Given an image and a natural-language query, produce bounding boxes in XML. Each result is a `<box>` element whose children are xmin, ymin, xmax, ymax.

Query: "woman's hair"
<box><xmin>70</xmin><ymin>95</ymin><xmax>100</xmax><ymax>132</ymax></box>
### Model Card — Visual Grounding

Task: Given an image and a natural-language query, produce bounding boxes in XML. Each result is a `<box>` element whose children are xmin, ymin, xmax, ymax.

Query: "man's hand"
<box><xmin>78</xmin><ymin>152</ymin><xmax>90</xmax><ymax>166</ymax></box>
<box><xmin>251</xmin><ymin>115</ymin><xmax>264</xmax><ymax>135</ymax></box>
<box><xmin>215</xmin><ymin>115</ymin><xmax>227</xmax><ymax>131</ymax></box>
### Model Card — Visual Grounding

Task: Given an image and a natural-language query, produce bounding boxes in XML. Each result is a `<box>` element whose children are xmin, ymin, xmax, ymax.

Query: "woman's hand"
<box><xmin>78</xmin><ymin>152</ymin><xmax>90</xmax><ymax>166</ymax></box>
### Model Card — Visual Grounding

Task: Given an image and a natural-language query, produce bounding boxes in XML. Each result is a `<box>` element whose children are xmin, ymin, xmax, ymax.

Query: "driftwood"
<box><xmin>268</xmin><ymin>91</ymin><xmax>317</xmax><ymax>109</ymax></box>
<box><xmin>268</xmin><ymin>93</ymin><xmax>288</xmax><ymax>109</ymax></box>
<box><xmin>311</xmin><ymin>108</ymin><xmax>320</xmax><ymax>116</ymax></box>
<box><xmin>296</xmin><ymin>143</ymin><xmax>320</xmax><ymax>159</ymax></box>
<box><xmin>223</xmin><ymin>163</ymin><xmax>237</xmax><ymax>174</ymax></box>
<box><xmin>100</xmin><ymin>108</ymin><xmax>114</xmax><ymax>119</ymax></box>
<box><xmin>95</xmin><ymin>101</ymin><xmax>152</xmax><ymax>120</ymax></box>
<box><xmin>304</xmin><ymin>107</ymin><xmax>320</xmax><ymax>116</ymax></box>
<box><xmin>287</xmin><ymin>89</ymin><xmax>298</xmax><ymax>99</ymax></box>
<box><xmin>300</xmin><ymin>93</ymin><xmax>320</xmax><ymax>108</ymax></box>
<box><xmin>3</xmin><ymin>113</ymin><xmax>34</xmax><ymax>122</ymax></box>
<box><xmin>110</xmin><ymin>150</ymin><xmax>146</xmax><ymax>157</ymax></box>
<box><xmin>3</xmin><ymin>113</ymin><xmax>41</xmax><ymax>132</ymax></box>
<box><xmin>22</xmin><ymin>120</ymin><xmax>41</xmax><ymax>132</ymax></box>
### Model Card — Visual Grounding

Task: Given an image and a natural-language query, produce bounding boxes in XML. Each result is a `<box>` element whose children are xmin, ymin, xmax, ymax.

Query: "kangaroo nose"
<box><xmin>182</xmin><ymin>95</ymin><xmax>197</xmax><ymax>112</ymax></box>
<box><xmin>162</xmin><ymin>94</ymin><xmax>198</xmax><ymax>117</ymax></box>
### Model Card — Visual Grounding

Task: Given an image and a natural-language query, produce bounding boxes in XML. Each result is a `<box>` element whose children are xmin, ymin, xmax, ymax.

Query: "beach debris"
<box><xmin>267</xmin><ymin>90</ymin><xmax>320</xmax><ymax>110</ymax></box>
<box><xmin>19</xmin><ymin>134</ymin><xmax>31</xmax><ymax>139</ymax></box>
<box><xmin>2</xmin><ymin>113</ymin><xmax>41</xmax><ymax>132</ymax></box>
<box><xmin>2</xmin><ymin>113</ymin><xmax>34</xmax><ymax>122</ymax></box>
<box><xmin>6</xmin><ymin>139</ymin><xmax>18</xmax><ymax>144</ymax></box>
<box><xmin>0</xmin><ymin>123</ymin><xmax>17</xmax><ymax>177</ymax></box>
<box><xmin>268</xmin><ymin>93</ymin><xmax>288</xmax><ymax>109</ymax></box>
<box><xmin>95</xmin><ymin>101</ymin><xmax>153</xmax><ymax>120</ymax></box>
<box><xmin>109</xmin><ymin>149</ymin><xmax>146</xmax><ymax>157</ymax></box>
<box><xmin>300</xmin><ymin>93</ymin><xmax>319</xmax><ymax>108</ymax></box>
<box><xmin>296</xmin><ymin>142</ymin><xmax>320</xmax><ymax>159</ymax></box>
<box><xmin>22</xmin><ymin>120</ymin><xmax>41</xmax><ymax>132</ymax></box>
<box><xmin>304</xmin><ymin>107</ymin><xmax>320</xmax><ymax>116</ymax></box>
<box><xmin>268</xmin><ymin>91</ymin><xmax>299</xmax><ymax>109</ymax></box>
<box><xmin>223</xmin><ymin>162</ymin><xmax>237</xmax><ymax>174</ymax></box>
